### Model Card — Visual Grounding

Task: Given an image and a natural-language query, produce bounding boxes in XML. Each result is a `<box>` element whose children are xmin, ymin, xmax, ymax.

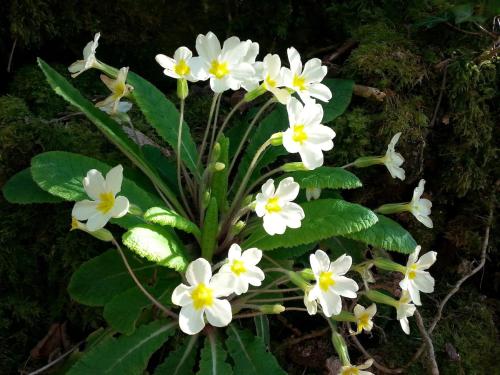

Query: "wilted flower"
<box><xmin>255</xmin><ymin>177</ymin><xmax>305</xmax><ymax>235</ymax></box>
<box><xmin>96</xmin><ymin>67</ymin><xmax>134</xmax><ymax>115</ymax></box>
<box><xmin>396</xmin><ymin>290</ymin><xmax>416</xmax><ymax>335</ymax></box>
<box><xmin>383</xmin><ymin>132</ymin><xmax>405</xmax><ymax>180</ymax></box>
<box><xmin>155</xmin><ymin>46</ymin><xmax>198</xmax><ymax>82</ymax></box>
<box><xmin>306</xmin><ymin>187</ymin><xmax>322</xmax><ymax>201</ymax></box>
<box><xmin>338</xmin><ymin>359</ymin><xmax>374</xmax><ymax>375</ymax></box>
<box><xmin>282</xmin><ymin>98</ymin><xmax>335</xmax><ymax>170</ymax></box>
<box><xmin>72</xmin><ymin>165</ymin><xmax>129</xmax><ymax>231</ymax></box>
<box><xmin>399</xmin><ymin>245</ymin><xmax>436</xmax><ymax>305</ymax></box>
<box><xmin>172</xmin><ymin>258</ymin><xmax>233</xmax><ymax>335</ymax></box>
<box><xmin>215</xmin><ymin>244</ymin><xmax>265</xmax><ymax>295</ymax></box>
<box><xmin>408</xmin><ymin>179</ymin><xmax>433</xmax><ymax>228</ymax></box>
<box><xmin>308</xmin><ymin>250</ymin><xmax>358</xmax><ymax>317</ymax></box>
<box><xmin>304</xmin><ymin>287</ymin><xmax>318</xmax><ymax>315</ymax></box>
<box><xmin>282</xmin><ymin>47</ymin><xmax>332</xmax><ymax>102</ymax></box>
<box><xmin>68</xmin><ymin>32</ymin><xmax>101</xmax><ymax>78</ymax></box>
<box><xmin>353</xmin><ymin>304</ymin><xmax>377</xmax><ymax>333</ymax></box>
<box><xmin>190</xmin><ymin>32</ymin><xmax>256</xmax><ymax>92</ymax></box>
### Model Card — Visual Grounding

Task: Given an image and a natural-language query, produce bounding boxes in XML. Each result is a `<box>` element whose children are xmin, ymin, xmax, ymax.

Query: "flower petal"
<box><xmin>186</xmin><ymin>258</ymin><xmax>212</xmax><ymax>286</ymax></box>
<box><xmin>209</xmin><ymin>273</ymin><xmax>235</xmax><ymax>298</ymax></box>
<box><xmin>331</xmin><ymin>276</ymin><xmax>358</xmax><ymax>298</ymax></box>
<box><xmin>287</xmin><ymin>47</ymin><xmax>302</xmax><ymax>74</ymax></box>
<box><xmin>330</xmin><ymin>254</ymin><xmax>352</xmax><ymax>276</ymax></box>
<box><xmin>307</xmin><ymin>83</ymin><xmax>332</xmax><ymax>102</ymax></box>
<box><xmin>83</xmin><ymin>169</ymin><xmax>106</xmax><ymax>200</ymax></box>
<box><xmin>275</xmin><ymin>177</ymin><xmax>300</xmax><ymax>201</ymax></box>
<box><xmin>228</xmin><ymin>243</ymin><xmax>242</xmax><ymax>261</ymax></box>
<box><xmin>171</xmin><ymin>283</ymin><xmax>193</xmax><ymax>306</ymax></box>
<box><xmin>310</xmin><ymin>249</ymin><xmax>330</xmax><ymax>275</ymax></box>
<box><xmin>205</xmin><ymin>299</ymin><xmax>232</xmax><ymax>327</ymax></box>
<box><xmin>109</xmin><ymin>195</ymin><xmax>129</xmax><ymax>218</ymax></box>
<box><xmin>179</xmin><ymin>304</ymin><xmax>205</xmax><ymax>335</ymax></box>
<box><xmin>416</xmin><ymin>251</ymin><xmax>437</xmax><ymax>269</ymax></box>
<box><xmin>241</xmin><ymin>248</ymin><xmax>262</xmax><ymax>266</ymax></box>
<box><xmin>319</xmin><ymin>290</ymin><xmax>341</xmax><ymax>317</ymax></box>
<box><xmin>86</xmin><ymin>212</ymin><xmax>111</xmax><ymax>231</ymax></box>
<box><xmin>72</xmin><ymin>200</ymin><xmax>98</xmax><ymax>220</ymax></box>
<box><xmin>105</xmin><ymin>165</ymin><xmax>124</xmax><ymax>195</ymax></box>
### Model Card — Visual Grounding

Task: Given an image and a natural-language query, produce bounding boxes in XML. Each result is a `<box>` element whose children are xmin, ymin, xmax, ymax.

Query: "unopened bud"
<box><xmin>300</xmin><ymin>268</ymin><xmax>315</xmax><ymax>281</ymax></box>
<box><xmin>270</xmin><ymin>132</ymin><xmax>283</xmax><ymax>146</ymax></box>
<box><xmin>212</xmin><ymin>143</ymin><xmax>221</xmax><ymax>161</ymax></box>
<box><xmin>373</xmin><ymin>257</ymin><xmax>406</xmax><ymax>273</ymax></box>
<box><xmin>244</xmin><ymin>85</ymin><xmax>267</xmax><ymax>102</ymax></box>
<box><xmin>365</xmin><ymin>290</ymin><xmax>398</xmax><ymax>307</ymax></box>
<box><xmin>259</xmin><ymin>304</ymin><xmax>285</xmax><ymax>314</ymax></box>
<box><xmin>177</xmin><ymin>78</ymin><xmax>188</xmax><ymax>100</ymax></box>
<box><xmin>353</xmin><ymin>155</ymin><xmax>385</xmax><ymax>168</ymax></box>
<box><xmin>89</xmin><ymin>228</ymin><xmax>114</xmax><ymax>242</ymax></box>
<box><xmin>128</xmin><ymin>204</ymin><xmax>143</xmax><ymax>216</ymax></box>
<box><xmin>203</xmin><ymin>190</ymin><xmax>211</xmax><ymax>207</ymax></box>
<box><xmin>374</xmin><ymin>203</ymin><xmax>410</xmax><ymax>215</ymax></box>
<box><xmin>214</xmin><ymin>162</ymin><xmax>225</xmax><ymax>172</ymax></box>
<box><xmin>281</xmin><ymin>162</ymin><xmax>308</xmax><ymax>172</ymax></box>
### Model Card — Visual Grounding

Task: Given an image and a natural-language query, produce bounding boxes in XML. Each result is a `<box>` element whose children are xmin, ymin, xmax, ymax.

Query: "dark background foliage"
<box><xmin>0</xmin><ymin>0</ymin><xmax>498</xmax><ymax>373</ymax></box>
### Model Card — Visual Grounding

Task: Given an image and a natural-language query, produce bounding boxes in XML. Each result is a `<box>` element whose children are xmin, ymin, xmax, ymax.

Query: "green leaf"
<box><xmin>2</xmin><ymin>168</ymin><xmax>63</xmax><ymax>204</ymax></box>
<box><xmin>211</xmin><ymin>136</ymin><xmax>230</xmax><ymax>212</ymax></box>
<box><xmin>68</xmin><ymin>249</ymin><xmax>156</xmax><ymax>306</ymax></box>
<box><xmin>243</xmin><ymin>199</ymin><xmax>378</xmax><ymax>250</ymax></box>
<box><xmin>286</xmin><ymin>167</ymin><xmax>362</xmax><ymax>190</ymax></box>
<box><xmin>344</xmin><ymin>214</ymin><xmax>417</xmax><ymax>254</ymax></box>
<box><xmin>67</xmin><ymin>320</ymin><xmax>176</xmax><ymax>375</ymax></box>
<box><xmin>322</xmin><ymin>79</ymin><xmax>354</xmax><ymax>122</ymax></box>
<box><xmin>452</xmin><ymin>4</ymin><xmax>473</xmax><ymax>24</ymax></box>
<box><xmin>254</xmin><ymin>315</ymin><xmax>270</xmax><ymax>348</ymax></box>
<box><xmin>201</xmin><ymin>197</ymin><xmax>218</xmax><ymax>261</ymax></box>
<box><xmin>226</xmin><ymin>326</ymin><xmax>285</xmax><ymax>375</ymax></box>
<box><xmin>144</xmin><ymin>207</ymin><xmax>201</xmax><ymax>239</ymax></box>
<box><xmin>103</xmin><ymin>277</ymin><xmax>178</xmax><ymax>335</ymax></box>
<box><xmin>30</xmin><ymin>151</ymin><xmax>163</xmax><ymax>229</ymax></box>
<box><xmin>198</xmin><ymin>334</ymin><xmax>232</xmax><ymax>375</ymax></box>
<box><xmin>322</xmin><ymin>237</ymin><xmax>366</xmax><ymax>263</ymax></box>
<box><xmin>122</xmin><ymin>224</ymin><xmax>189</xmax><ymax>271</ymax></box>
<box><xmin>37</xmin><ymin>59</ymin><xmax>181</xmax><ymax>213</ymax></box>
<box><xmin>270</xmin><ymin>243</ymin><xmax>316</xmax><ymax>260</ymax></box>
<box><xmin>154</xmin><ymin>335</ymin><xmax>198</xmax><ymax>375</ymax></box>
<box><xmin>127</xmin><ymin>72</ymin><xmax>199</xmax><ymax>175</ymax></box>
<box><xmin>141</xmin><ymin>145</ymin><xmax>179</xmax><ymax>194</ymax></box>
<box><xmin>234</xmin><ymin>106</ymin><xmax>288</xmax><ymax>188</ymax></box>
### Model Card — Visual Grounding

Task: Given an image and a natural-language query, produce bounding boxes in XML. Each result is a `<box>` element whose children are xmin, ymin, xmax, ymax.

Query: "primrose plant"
<box><xmin>3</xmin><ymin>31</ymin><xmax>438</xmax><ymax>374</ymax></box>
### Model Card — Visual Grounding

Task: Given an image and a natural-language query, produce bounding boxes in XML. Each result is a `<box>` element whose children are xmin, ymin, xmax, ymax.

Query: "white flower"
<box><xmin>383</xmin><ymin>132</ymin><xmax>405</xmax><ymax>180</ymax></box>
<box><xmin>308</xmin><ymin>250</ymin><xmax>358</xmax><ymax>317</ymax></box>
<box><xmin>408</xmin><ymin>179</ymin><xmax>433</xmax><ymax>228</ymax></box>
<box><xmin>172</xmin><ymin>258</ymin><xmax>233</xmax><ymax>335</ymax></box>
<box><xmin>399</xmin><ymin>245</ymin><xmax>437</xmax><ymax>306</ymax></box>
<box><xmin>99</xmin><ymin>101</ymin><xmax>132</xmax><ymax>115</ymax></box>
<box><xmin>282</xmin><ymin>98</ymin><xmax>335</xmax><ymax>170</ymax></box>
<box><xmin>190</xmin><ymin>32</ymin><xmax>256</xmax><ymax>93</ymax></box>
<box><xmin>282</xmin><ymin>47</ymin><xmax>332</xmax><ymax>103</ymax></box>
<box><xmin>96</xmin><ymin>67</ymin><xmax>134</xmax><ymax>115</ymax></box>
<box><xmin>252</xmin><ymin>54</ymin><xmax>291</xmax><ymax>104</ymax></box>
<box><xmin>396</xmin><ymin>290</ymin><xmax>416</xmax><ymax>335</ymax></box>
<box><xmin>306</xmin><ymin>187</ymin><xmax>321</xmax><ymax>201</ymax></box>
<box><xmin>255</xmin><ymin>177</ymin><xmax>305</xmax><ymax>235</ymax></box>
<box><xmin>338</xmin><ymin>359</ymin><xmax>374</xmax><ymax>375</ymax></box>
<box><xmin>72</xmin><ymin>165</ymin><xmax>130</xmax><ymax>231</ymax></box>
<box><xmin>215</xmin><ymin>244</ymin><xmax>265</xmax><ymax>295</ymax></box>
<box><xmin>68</xmin><ymin>32</ymin><xmax>101</xmax><ymax>78</ymax></box>
<box><xmin>353</xmin><ymin>304</ymin><xmax>377</xmax><ymax>333</ymax></box>
<box><xmin>155</xmin><ymin>46</ymin><xmax>198</xmax><ymax>82</ymax></box>
<box><xmin>304</xmin><ymin>287</ymin><xmax>318</xmax><ymax>315</ymax></box>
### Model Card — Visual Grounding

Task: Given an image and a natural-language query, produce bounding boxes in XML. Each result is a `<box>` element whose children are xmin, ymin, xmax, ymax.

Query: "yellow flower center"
<box><xmin>341</xmin><ymin>368</ymin><xmax>359</xmax><ymax>375</ymax></box>
<box><xmin>174</xmin><ymin>59</ymin><xmax>190</xmax><ymax>76</ymax></box>
<box><xmin>96</xmin><ymin>192</ymin><xmax>115</xmax><ymax>214</ymax></box>
<box><xmin>292</xmin><ymin>124</ymin><xmax>308</xmax><ymax>144</ymax></box>
<box><xmin>319</xmin><ymin>271</ymin><xmax>335</xmax><ymax>291</ymax></box>
<box><xmin>112</xmin><ymin>81</ymin><xmax>127</xmax><ymax>99</ymax></box>
<box><xmin>265</xmin><ymin>197</ymin><xmax>282</xmax><ymax>213</ymax></box>
<box><xmin>265</xmin><ymin>74</ymin><xmax>277</xmax><ymax>88</ymax></box>
<box><xmin>408</xmin><ymin>264</ymin><xmax>418</xmax><ymax>280</ymax></box>
<box><xmin>292</xmin><ymin>74</ymin><xmax>306</xmax><ymax>90</ymax></box>
<box><xmin>191</xmin><ymin>283</ymin><xmax>214</xmax><ymax>310</ymax></box>
<box><xmin>209</xmin><ymin>60</ymin><xmax>229</xmax><ymax>79</ymax></box>
<box><xmin>357</xmin><ymin>313</ymin><xmax>371</xmax><ymax>331</ymax></box>
<box><xmin>230</xmin><ymin>260</ymin><xmax>247</xmax><ymax>276</ymax></box>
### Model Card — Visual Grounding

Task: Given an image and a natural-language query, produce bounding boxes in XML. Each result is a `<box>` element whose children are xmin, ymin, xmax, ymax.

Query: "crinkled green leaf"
<box><xmin>198</xmin><ymin>334</ymin><xmax>232</xmax><ymax>375</ymax></box>
<box><xmin>144</xmin><ymin>207</ymin><xmax>201</xmax><ymax>238</ymax></box>
<box><xmin>226</xmin><ymin>326</ymin><xmax>285</xmax><ymax>375</ymax></box>
<box><xmin>287</xmin><ymin>167</ymin><xmax>362</xmax><ymax>190</ymax></box>
<box><xmin>2</xmin><ymin>168</ymin><xmax>63</xmax><ymax>204</ymax></box>
<box><xmin>122</xmin><ymin>224</ymin><xmax>189</xmax><ymax>271</ymax></box>
<box><xmin>243</xmin><ymin>199</ymin><xmax>378</xmax><ymax>250</ymax></box>
<box><xmin>68</xmin><ymin>249</ymin><xmax>156</xmax><ymax>306</ymax></box>
<box><xmin>254</xmin><ymin>315</ymin><xmax>270</xmax><ymax>348</ymax></box>
<box><xmin>127</xmin><ymin>72</ymin><xmax>199</xmax><ymax>176</ymax></box>
<box><xmin>67</xmin><ymin>320</ymin><xmax>176</xmax><ymax>375</ymax></box>
<box><xmin>154</xmin><ymin>335</ymin><xmax>198</xmax><ymax>375</ymax></box>
<box><xmin>344</xmin><ymin>214</ymin><xmax>417</xmax><ymax>254</ymax></box>
<box><xmin>322</xmin><ymin>79</ymin><xmax>354</xmax><ymax>122</ymax></box>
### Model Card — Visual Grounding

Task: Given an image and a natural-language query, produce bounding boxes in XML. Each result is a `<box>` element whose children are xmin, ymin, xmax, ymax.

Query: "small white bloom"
<box><xmin>96</xmin><ymin>67</ymin><xmax>134</xmax><ymax>115</ymax></box>
<box><xmin>399</xmin><ymin>245</ymin><xmax>437</xmax><ymax>306</ymax></box>
<box><xmin>304</xmin><ymin>287</ymin><xmax>318</xmax><ymax>315</ymax></box>
<box><xmin>68</xmin><ymin>32</ymin><xmax>101</xmax><ymax>78</ymax></box>
<box><xmin>308</xmin><ymin>250</ymin><xmax>359</xmax><ymax>317</ymax></box>
<box><xmin>72</xmin><ymin>165</ymin><xmax>130</xmax><ymax>231</ymax></box>
<box><xmin>255</xmin><ymin>177</ymin><xmax>305</xmax><ymax>235</ymax></box>
<box><xmin>172</xmin><ymin>258</ymin><xmax>233</xmax><ymax>335</ymax></box>
<box><xmin>353</xmin><ymin>304</ymin><xmax>377</xmax><ymax>333</ymax></box>
<box><xmin>338</xmin><ymin>359</ymin><xmax>374</xmax><ymax>375</ymax></box>
<box><xmin>396</xmin><ymin>290</ymin><xmax>416</xmax><ymax>335</ymax></box>
<box><xmin>306</xmin><ymin>187</ymin><xmax>321</xmax><ymax>201</ymax></box>
<box><xmin>215</xmin><ymin>244</ymin><xmax>265</xmax><ymax>295</ymax></box>
<box><xmin>99</xmin><ymin>100</ymin><xmax>132</xmax><ymax>115</ymax></box>
<box><xmin>282</xmin><ymin>98</ymin><xmax>335</xmax><ymax>170</ymax></box>
<box><xmin>408</xmin><ymin>179</ymin><xmax>433</xmax><ymax>228</ymax></box>
<box><xmin>155</xmin><ymin>46</ymin><xmax>198</xmax><ymax>82</ymax></box>
<box><xmin>384</xmin><ymin>132</ymin><xmax>405</xmax><ymax>180</ymax></box>
<box><xmin>252</xmin><ymin>54</ymin><xmax>291</xmax><ymax>104</ymax></box>
<box><xmin>282</xmin><ymin>47</ymin><xmax>332</xmax><ymax>103</ymax></box>
<box><xmin>190</xmin><ymin>32</ymin><xmax>256</xmax><ymax>93</ymax></box>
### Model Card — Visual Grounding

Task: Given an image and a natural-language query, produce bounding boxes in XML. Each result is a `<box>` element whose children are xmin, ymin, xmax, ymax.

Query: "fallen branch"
<box><xmin>414</xmin><ymin>310</ymin><xmax>439</xmax><ymax>375</ymax></box>
<box><xmin>353</xmin><ymin>84</ymin><xmax>386</xmax><ymax>102</ymax></box>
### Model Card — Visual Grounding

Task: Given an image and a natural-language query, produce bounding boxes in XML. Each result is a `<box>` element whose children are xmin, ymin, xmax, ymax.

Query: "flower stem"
<box><xmin>176</xmin><ymin>99</ymin><xmax>195</xmax><ymax>220</ymax></box>
<box><xmin>198</xmin><ymin>93</ymin><xmax>219</xmax><ymax>168</ymax></box>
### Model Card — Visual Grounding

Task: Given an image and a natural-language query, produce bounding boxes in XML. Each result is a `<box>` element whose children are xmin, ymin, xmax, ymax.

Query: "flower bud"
<box><xmin>88</xmin><ymin>228</ymin><xmax>114</xmax><ymax>242</ymax></box>
<box><xmin>365</xmin><ymin>290</ymin><xmax>398</xmax><ymax>307</ymax></box>
<box><xmin>213</xmin><ymin>162</ymin><xmax>225</xmax><ymax>172</ymax></box>
<box><xmin>287</xmin><ymin>271</ymin><xmax>310</xmax><ymax>289</ymax></box>
<box><xmin>212</xmin><ymin>142</ymin><xmax>221</xmax><ymax>161</ymax></box>
<box><xmin>128</xmin><ymin>204</ymin><xmax>143</xmax><ymax>216</ymax></box>
<box><xmin>230</xmin><ymin>220</ymin><xmax>246</xmax><ymax>236</ymax></box>
<box><xmin>202</xmin><ymin>190</ymin><xmax>211</xmax><ymax>207</ymax></box>
<box><xmin>374</xmin><ymin>202</ymin><xmax>410</xmax><ymax>215</ymax></box>
<box><xmin>373</xmin><ymin>257</ymin><xmax>406</xmax><ymax>273</ymax></box>
<box><xmin>300</xmin><ymin>268</ymin><xmax>315</xmax><ymax>281</ymax></box>
<box><xmin>259</xmin><ymin>304</ymin><xmax>285</xmax><ymax>314</ymax></box>
<box><xmin>353</xmin><ymin>155</ymin><xmax>385</xmax><ymax>168</ymax></box>
<box><xmin>177</xmin><ymin>78</ymin><xmax>188</xmax><ymax>100</ymax></box>
<box><xmin>331</xmin><ymin>310</ymin><xmax>357</xmax><ymax>322</ymax></box>
<box><xmin>331</xmin><ymin>330</ymin><xmax>350</xmax><ymax>366</ymax></box>
<box><xmin>244</xmin><ymin>85</ymin><xmax>267</xmax><ymax>102</ymax></box>
<box><xmin>270</xmin><ymin>132</ymin><xmax>283</xmax><ymax>146</ymax></box>
<box><xmin>281</xmin><ymin>162</ymin><xmax>308</xmax><ymax>172</ymax></box>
